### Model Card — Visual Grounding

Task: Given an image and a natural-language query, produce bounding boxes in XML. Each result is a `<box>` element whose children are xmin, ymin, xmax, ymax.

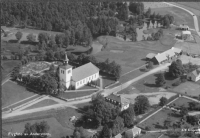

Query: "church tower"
<box><xmin>59</xmin><ymin>52</ymin><xmax>72</xmax><ymax>89</ymax></box>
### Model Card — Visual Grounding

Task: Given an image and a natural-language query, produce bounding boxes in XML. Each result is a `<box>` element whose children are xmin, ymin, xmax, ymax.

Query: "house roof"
<box><xmin>106</xmin><ymin>94</ymin><xmax>130</xmax><ymax>105</ymax></box>
<box><xmin>182</xmin><ymin>31</ymin><xmax>191</xmax><ymax>35</ymax></box>
<box><xmin>125</xmin><ymin>126</ymin><xmax>141</xmax><ymax>138</ymax></box>
<box><xmin>154</xmin><ymin>47</ymin><xmax>182</xmax><ymax>63</ymax></box>
<box><xmin>146</xmin><ymin>53</ymin><xmax>156</xmax><ymax>59</ymax></box>
<box><xmin>191</xmin><ymin>68</ymin><xmax>200</xmax><ymax>77</ymax></box>
<box><xmin>72</xmin><ymin>62</ymin><xmax>99</xmax><ymax>82</ymax></box>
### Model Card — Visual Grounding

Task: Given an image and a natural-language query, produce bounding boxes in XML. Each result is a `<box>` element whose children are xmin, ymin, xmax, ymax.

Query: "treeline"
<box><xmin>68</xmin><ymin>53</ymin><xmax>122</xmax><ymax>80</ymax></box>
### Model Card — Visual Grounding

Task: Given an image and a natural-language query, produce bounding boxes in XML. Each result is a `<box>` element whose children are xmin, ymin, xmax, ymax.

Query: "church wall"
<box><xmin>75</xmin><ymin>72</ymin><xmax>99</xmax><ymax>89</ymax></box>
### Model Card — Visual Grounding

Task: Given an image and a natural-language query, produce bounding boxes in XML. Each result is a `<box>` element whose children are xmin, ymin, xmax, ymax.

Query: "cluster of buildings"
<box><xmin>146</xmin><ymin>47</ymin><xmax>182</xmax><ymax>65</ymax></box>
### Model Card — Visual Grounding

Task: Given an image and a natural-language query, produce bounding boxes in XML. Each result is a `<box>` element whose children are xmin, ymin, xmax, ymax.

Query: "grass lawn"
<box><xmin>59</xmin><ymin>90</ymin><xmax>96</xmax><ymax>99</ymax></box>
<box><xmin>151</xmin><ymin>6</ymin><xmax>195</xmax><ymax>29</ymax></box>
<box><xmin>79</xmin><ymin>85</ymin><xmax>97</xmax><ymax>90</ymax></box>
<box><xmin>139</xmin><ymin>133</ymin><xmax>162</xmax><ymax>138</ymax></box>
<box><xmin>3</xmin><ymin>107</ymin><xmax>85</xmax><ymax>138</ymax></box>
<box><xmin>138</xmin><ymin>108</ymin><xmax>181</xmax><ymax>131</ymax></box>
<box><xmin>169</xmin><ymin>97</ymin><xmax>196</xmax><ymax>108</ymax></box>
<box><xmin>132</xmin><ymin>72</ymin><xmax>178</xmax><ymax>93</ymax></box>
<box><xmin>1</xmin><ymin>60</ymin><xmax>21</xmax><ymax>80</ymax></box>
<box><xmin>23</xmin><ymin>99</ymin><xmax>59</xmax><ymax>110</ymax></box>
<box><xmin>173</xmin><ymin>81</ymin><xmax>200</xmax><ymax>96</ymax></box>
<box><xmin>103</xmin><ymin>77</ymin><xmax>116</xmax><ymax>88</ymax></box>
<box><xmin>2</xmin><ymin>81</ymin><xmax>35</xmax><ymax>108</ymax></box>
<box><xmin>74</xmin><ymin>102</ymin><xmax>91</xmax><ymax>109</ymax></box>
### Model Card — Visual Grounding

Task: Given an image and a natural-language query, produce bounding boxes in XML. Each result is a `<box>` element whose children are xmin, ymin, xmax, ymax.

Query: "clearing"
<box><xmin>178</xmin><ymin>55</ymin><xmax>200</xmax><ymax>66</ymax></box>
<box><xmin>2</xmin><ymin>81</ymin><xmax>35</xmax><ymax>108</ymax></box>
<box><xmin>173</xmin><ymin>81</ymin><xmax>200</xmax><ymax>96</ymax></box>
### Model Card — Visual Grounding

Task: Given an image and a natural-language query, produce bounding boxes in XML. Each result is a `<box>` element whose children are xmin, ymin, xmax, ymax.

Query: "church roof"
<box><xmin>72</xmin><ymin>62</ymin><xmax>99</xmax><ymax>82</ymax></box>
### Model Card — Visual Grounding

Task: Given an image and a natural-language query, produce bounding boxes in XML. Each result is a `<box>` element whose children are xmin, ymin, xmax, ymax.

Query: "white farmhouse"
<box><xmin>59</xmin><ymin>53</ymin><xmax>99</xmax><ymax>90</ymax></box>
<box><xmin>187</xmin><ymin>68</ymin><xmax>200</xmax><ymax>82</ymax></box>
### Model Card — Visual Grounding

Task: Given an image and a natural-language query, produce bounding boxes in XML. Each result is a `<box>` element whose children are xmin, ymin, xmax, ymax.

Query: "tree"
<box><xmin>164</xmin><ymin>117</ymin><xmax>172</xmax><ymax>129</ymax></box>
<box><xmin>15</xmin><ymin>31</ymin><xmax>23</xmax><ymax>42</ymax></box>
<box><xmin>11</xmin><ymin>65</ymin><xmax>21</xmax><ymax>81</ymax></box>
<box><xmin>100</xmin><ymin>125</ymin><xmax>112</xmax><ymax>138</ymax></box>
<box><xmin>155</xmin><ymin>73</ymin><xmax>166</xmax><ymax>87</ymax></box>
<box><xmin>22</xmin><ymin>121</ymin><xmax>50</xmax><ymax>138</ymax></box>
<box><xmin>121</xmin><ymin>105</ymin><xmax>135</xmax><ymax>127</ymax></box>
<box><xmin>159</xmin><ymin>97</ymin><xmax>168</xmax><ymax>106</ymax></box>
<box><xmin>147</xmin><ymin>61</ymin><xmax>153</xmax><ymax>69</ymax></box>
<box><xmin>180</xmin><ymin>106</ymin><xmax>188</xmax><ymax>117</ymax></box>
<box><xmin>134</xmin><ymin>95</ymin><xmax>150</xmax><ymax>115</ymax></box>
<box><xmin>163</xmin><ymin>16</ymin><xmax>170</xmax><ymax>28</ymax></box>
<box><xmin>111</xmin><ymin>116</ymin><xmax>124</xmax><ymax>136</ymax></box>
<box><xmin>38</xmin><ymin>32</ymin><xmax>50</xmax><ymax>44</ymax></box>
<box><xmin>55</xmin><ymin>34</ymin><xmax>65</xmax><ymax>47</ymax></box>
<box><xmin>169</xmin><ymin>60</ymin><xmax>185</xmax><ymax>78</ymax></box>
<box><xmin>27</xmin><ymin>33</ymin><xmax>36</xmax><ymax>42</ymax></box>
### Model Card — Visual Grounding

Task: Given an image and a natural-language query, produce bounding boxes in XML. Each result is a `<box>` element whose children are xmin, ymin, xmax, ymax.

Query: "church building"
<box><xmin>59</xmin><ymin>53</ymin><xmax>100</xmax><ymax>90</ymax></box>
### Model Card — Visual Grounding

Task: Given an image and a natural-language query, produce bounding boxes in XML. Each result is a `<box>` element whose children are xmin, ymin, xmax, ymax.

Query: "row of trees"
<box><xmin>68</xmin><ymin>53</ymin><xmax>122</xmax><ymax>80</ymax></box>
<box><xmin>15</xmin><ymin>121</ymin><xmax>50</xmax><ymax>138</ymax></box>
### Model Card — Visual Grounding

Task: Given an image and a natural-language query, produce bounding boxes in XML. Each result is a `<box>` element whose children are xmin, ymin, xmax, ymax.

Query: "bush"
<box><xmin>172</xmin><ymin>79</ymin><xmax>181</xmax><ymax>86</ymax></box>
<box><xmin>145</xmin><ymin>126</ymin><xmax>151</xmax><ymax>131</ymax></box>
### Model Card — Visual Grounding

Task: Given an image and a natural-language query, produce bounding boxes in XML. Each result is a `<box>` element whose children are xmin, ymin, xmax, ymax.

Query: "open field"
<box><xmin>169</xmin><ymin>97</ymin><xmax>197</xmax><ymax>108</ymax></box>
<box><xmin>138</xmin><ymin>108</ymin><xmax>181</xmax><ymax>130</ymax></box>
<box><xmin>150</xmin><ymin>6</ymin><xmax>195</xmax><ymax>29</ymax></box>
<box><xmin>174</xmin><ymin>41</ymin><xmax>200</xmax><ymax>55</ymax></box>
<box><xmin>131</xmin><ymin>72</ymin><xmax>179</xmax><ymax>93</ymax></box>
<box><xmin>173</xmin><ymin>81</ymin><xmax>200</xmax><ymax>96</ymax></box>
<box><xmin>178</xmin><ymin>55</ymin><xmax>200</xmax><ymax>66</ymax></box>
<box><xmin>95</xmin><ymin>35</ymin><xmax>176</xmax><ymax>74</ymax></box>
<box><xmin>22</xmin><ymin>99</ymin><xmax>59</xmax><ymax>111</ymax></box>
<box><xmin>2</xmin><ymin>81</ymin><xmax>35</xmax><ymax>108</ymax></box>
<box><xmin>1</xmin><ymin>60</ymin><xmax>21</xmax><ymax>80</ymax></box>
<box><xmin>58</xmin><ymin>90</ymin><xmax>96</xmax><ymax>99</ymax></box>
<box><xmin>3</xmin><ymin>107</ymin><xmax>85</xmax><ymax>138</ymax></box>
<box><xmin>121</xmin><ymin>92</ymin><xmax>176</xmax><ymax>105</ymax></box>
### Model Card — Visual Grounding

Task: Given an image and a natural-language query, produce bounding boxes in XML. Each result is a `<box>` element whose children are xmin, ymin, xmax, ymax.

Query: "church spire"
<box><xmin>64</xmin><ymin>52</ymin><xmax>69</xmax><ymax>65</ymax></box>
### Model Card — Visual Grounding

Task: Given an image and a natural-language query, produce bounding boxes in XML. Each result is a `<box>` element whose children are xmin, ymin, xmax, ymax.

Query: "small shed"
<box><xmin>146</xmin><ymin>53</ymin><xmax>156</xmax><ymax>60</ymax></box>
<box><xmin>179</xmin><ymin>24</ymin><xmax>189</xmax><ymax>30</ymax></box>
